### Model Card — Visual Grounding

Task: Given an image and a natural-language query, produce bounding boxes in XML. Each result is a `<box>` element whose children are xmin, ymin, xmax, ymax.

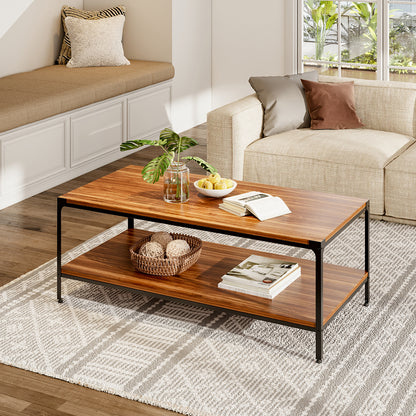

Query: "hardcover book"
<box><xmin>218</xmin><ymin>254</ymin><xmax>300</xmax><ymax>299</ymax></box>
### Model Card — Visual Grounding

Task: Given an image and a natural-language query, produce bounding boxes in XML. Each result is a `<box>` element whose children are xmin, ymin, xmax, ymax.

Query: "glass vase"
<box><xmin>163</xmin><ymin>162</ymin><xmax>190</xmax><ymax>203</ymax></box>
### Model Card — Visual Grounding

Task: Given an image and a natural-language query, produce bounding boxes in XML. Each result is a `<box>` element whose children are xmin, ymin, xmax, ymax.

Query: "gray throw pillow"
<box><xmin>249</xmin><ymin>70</ymin><xmax>318</xmax><ymax>136</ymax></box>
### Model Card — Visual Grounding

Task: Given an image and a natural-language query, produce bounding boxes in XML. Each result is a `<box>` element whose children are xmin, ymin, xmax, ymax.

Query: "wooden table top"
<box><xmin>60</xmin><ymin>165</ymin><xmax>367</xmax><ymax>245</ymax></box>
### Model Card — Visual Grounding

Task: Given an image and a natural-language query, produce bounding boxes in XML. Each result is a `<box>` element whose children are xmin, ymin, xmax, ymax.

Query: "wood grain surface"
<box><xmin>60</xmin><ymin>165</ymin><xmax>368</xmax><ymax>245</ymax></box>
<box><xmin>62</xmin><ymin>229</ymin><xmax>367</xmax><ymax>328</ymax></box>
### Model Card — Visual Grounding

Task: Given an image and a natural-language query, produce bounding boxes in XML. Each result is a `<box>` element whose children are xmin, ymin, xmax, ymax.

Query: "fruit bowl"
<box><xmin>194</xmin><ymin>179</ymin><xmax>237</xmax><ymax>198</ymax></box>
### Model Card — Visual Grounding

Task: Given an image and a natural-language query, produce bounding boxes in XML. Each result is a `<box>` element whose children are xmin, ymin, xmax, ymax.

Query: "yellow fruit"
<box><xmin>197</xmin><ymin>179</ymin><xmax>206</xmax><ymax>188</ymax></box>
<box><xmin>224</xmin><ymin>179</ymin><xmax>234</xmax><ymax>189</ymax></box>
<box><xmin>203</xmin><ymin>181</ymin><xmax>213</xmax><ymax>189</ymax></box>
<box><xmin>214</xmin><ymin>181</ymin><xmax>227</xmax><ymax>190</ymax></box>
<box><xmin>207</xmin><ymin>173</ymin><xmax>221</xmax><ymax>184</ymax></box>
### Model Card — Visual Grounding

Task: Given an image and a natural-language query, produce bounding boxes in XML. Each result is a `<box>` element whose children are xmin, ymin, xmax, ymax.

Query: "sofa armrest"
<box><xmin>207</xmin><ymin>94</ymin><xmax>263</xmax><ymax>180</ymax></box>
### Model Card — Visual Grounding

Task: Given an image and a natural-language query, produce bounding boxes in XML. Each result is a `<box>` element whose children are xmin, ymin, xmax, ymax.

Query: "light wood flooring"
<box><xmin>0</xmin><ymin>124</ymin><xmax>207</xmax><ymax>416</ymax></box>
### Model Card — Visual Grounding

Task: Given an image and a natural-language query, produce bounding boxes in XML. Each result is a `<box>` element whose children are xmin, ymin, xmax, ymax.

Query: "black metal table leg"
<box><xmin>364</xmin><ymin>201</ymin><xmax>370</xmax><ymax>306</ymax></box>
<box><xmin>57</xmin><ymin>199</ymin><xmax>64</xmax><ymax>303</ymax></box>
<box><xmin>314</xmin><ymin>245</ymin><xmax>324</xmax><ymax>363</ymax></box>
<box><xmin>128</xmin><ymin>217</ymin><xmax>134</xmax><ymax>229</ymax></box>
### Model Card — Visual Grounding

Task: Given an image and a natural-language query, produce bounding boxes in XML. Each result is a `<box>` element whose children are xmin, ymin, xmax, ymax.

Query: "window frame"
<box><xmin>297</xmin><ymin>0</ymin><xmax>416</xmax><ymax>81</ymax></box>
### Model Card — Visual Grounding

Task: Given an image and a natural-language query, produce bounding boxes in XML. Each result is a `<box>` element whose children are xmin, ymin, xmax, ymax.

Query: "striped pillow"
<box><xmin>56</xmin><ymin>5</ymin><xmax>127</xmax><ymax>65</ymax></box>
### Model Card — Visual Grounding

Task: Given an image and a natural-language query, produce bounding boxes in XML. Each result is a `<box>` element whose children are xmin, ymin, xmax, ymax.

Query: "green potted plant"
<box><xmin>120</xmin><ymin>128</ymin><xmax>216</xmax><ymax>203</ymax></box>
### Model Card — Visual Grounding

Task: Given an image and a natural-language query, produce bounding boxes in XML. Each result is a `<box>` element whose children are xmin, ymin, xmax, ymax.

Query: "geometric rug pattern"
<box><xmin>0</xmin><ymin>218</ymin><xmax>415</xmax><ymax>416</ymax></box>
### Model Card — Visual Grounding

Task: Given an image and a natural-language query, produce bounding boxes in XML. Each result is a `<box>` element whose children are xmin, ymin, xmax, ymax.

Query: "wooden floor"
<box><xmin>0</xmin><ymin>124</ymin><xmax>207</xmax><ymax>416</ymax></box>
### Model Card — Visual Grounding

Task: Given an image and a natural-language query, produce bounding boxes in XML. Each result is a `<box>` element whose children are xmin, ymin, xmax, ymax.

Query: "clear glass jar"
<box><xmin>163</xmin><ymin>162</ymin><xmax>190</xmax><ymax>203</ymax></box>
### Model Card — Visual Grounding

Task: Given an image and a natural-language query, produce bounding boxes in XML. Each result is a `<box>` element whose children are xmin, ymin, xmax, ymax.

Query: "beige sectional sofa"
<box><xmin>207</xmin><ymin>76</ymin><xmax>416</xmax><ymax>224</ymax></box>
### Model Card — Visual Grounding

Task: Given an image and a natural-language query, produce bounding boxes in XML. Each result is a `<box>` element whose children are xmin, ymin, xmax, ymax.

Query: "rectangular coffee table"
<box><xmin>57</xmin><ymin>165</ymin><xmax>369</xmax><ymax>362</ymax></box>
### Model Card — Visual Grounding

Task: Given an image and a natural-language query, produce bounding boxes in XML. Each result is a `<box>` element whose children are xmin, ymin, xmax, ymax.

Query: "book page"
<box><xmin>246</xmin><ymin>196</ymin><xmax>291</xmax><ymax>221</ymax></box>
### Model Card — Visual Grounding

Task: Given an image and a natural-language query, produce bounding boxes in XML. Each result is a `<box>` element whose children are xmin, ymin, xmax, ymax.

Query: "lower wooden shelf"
<box><xmin>61</xmin><ymin>229</ymin><xmax>368</xmax><ymax>329</ymax></box>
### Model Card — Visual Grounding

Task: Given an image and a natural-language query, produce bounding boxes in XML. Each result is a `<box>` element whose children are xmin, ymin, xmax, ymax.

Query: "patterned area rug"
<box><xmin>0</xmin><ymin>218</ymin><xmax>415</xmax><ymax>416</ymax></box>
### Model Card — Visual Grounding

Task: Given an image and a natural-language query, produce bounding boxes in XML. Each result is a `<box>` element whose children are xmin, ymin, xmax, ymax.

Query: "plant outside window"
<box><xmin>301</xmin><ymin>0</ymin><xmax>416</xmax><ymax>82</ymax></box>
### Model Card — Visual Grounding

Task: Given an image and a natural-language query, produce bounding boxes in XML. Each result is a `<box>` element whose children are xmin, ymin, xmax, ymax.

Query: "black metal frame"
<box><xmin>57</xmin><ymin>198</ymin><xmax>370</xmax><ymax>363</ymax></box>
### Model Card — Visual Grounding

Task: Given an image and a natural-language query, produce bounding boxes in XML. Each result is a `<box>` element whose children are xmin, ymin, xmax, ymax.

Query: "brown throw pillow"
<box><xmin>301</xmin><ymin>79</ymin><xmax>364</xmax><ymax>130</ymax></box>
<box><xmin>56</xmin><ymin>5</ymin><xmax>127</xmax><ymax>65</ymax></box>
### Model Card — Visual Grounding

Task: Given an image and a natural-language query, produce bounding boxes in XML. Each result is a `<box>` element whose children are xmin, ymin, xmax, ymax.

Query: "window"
<box><xmin>299</xmin><ymin>0</ymin><xmax>416</xmax><ymax>82</ymax></box>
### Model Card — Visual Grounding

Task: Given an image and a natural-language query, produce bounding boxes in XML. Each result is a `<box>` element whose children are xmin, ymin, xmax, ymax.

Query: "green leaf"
<box><xmin>120</xmin><ymin>139</ymin><xmax>158</xmax><ymax>151</ymax></box>
<box><xmin>311</xmin><ymin>9</ymin><xmax>319</xmax><ymax>24</ymax></box>
<box><xmin>326</xmin><ymin>14</ymin><xmax>338</xmax><ymax>30</ymax></box>
<box><xmin>159</xmin><ymin>128</ymin><xmax>179</xmax><ymax>141</ymax></box>
<box><xmin>175</xmin><ymin>136</ymin><xmax>198</xmax><ymax>154</ymax></box>
<box><xmin>181</xmin><ymin>156</ymin><xmax>217</xmax><ymax>173</ymax></box>
<box><xmin>141</xmin><ymin>153</ymin><xmax>174</xmax><ymax>183</ymax></box>
<box><xmin>368</xmin><ymin>26</ymin><xmax>376</xmax><ymax>41</ymax></box>
<box><xmin>158</xmin><ymin>128</ymin><xmax>198</xmax><ymax>154</ymax></box>
<box><xmin>159</xmin><ymin>128</ymin><xmax>179</xmax><ymax>151</ymax></box>
<box><xmin>322</xmin><ymin>1</ymin><xmax>335</xmax><ymax>15</ymax></box>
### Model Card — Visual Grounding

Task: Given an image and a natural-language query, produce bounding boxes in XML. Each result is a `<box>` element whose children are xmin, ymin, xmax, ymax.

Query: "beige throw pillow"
<box><xmin>65</xmin><ymin>16</ymin><xmax>130</xmax><ymax>68</ymax></box>
<box><xmin>57</xmin><ymin>5</ymin><xmax>127</xmax><ymax>65</ymax></box>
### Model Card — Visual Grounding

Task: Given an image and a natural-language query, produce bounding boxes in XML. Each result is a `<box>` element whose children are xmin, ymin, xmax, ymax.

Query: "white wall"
<box><xmin>0</xmin><ymin>0</ymin><xmax>83</xmax><ymax>77</ymax></box>
<box><xmin>0</xmin><ymin>1</ymin><xmax>36</xmax><ymax>39</ymax></box>
<box><xmin>211</xmin><ymin>0</ymin><xmax>288</xmax><ymax>108</ymax></box>
<box><xmin>171</xmin><ymin>0</ymin><xmax>212</xmax><ymax>132</ymax></box>
<box><xmin>85</xmin><ymin>0</ymin><xmax>212</xmax><ymax>132</ymax></box>
<box><xmin>84</xmin><ymin>0</ymin><xmax>172</xmax><ymax>62</ymax></box>
<box><xmin>85</xmin><ymin>0</ymin><xmax>211</xmax><ymax>133</ymax></box>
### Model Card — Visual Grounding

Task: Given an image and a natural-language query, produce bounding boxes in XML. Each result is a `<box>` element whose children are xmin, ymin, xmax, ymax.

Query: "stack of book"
<box><xmin>218</xmin><ymin>254</ymin><xmax>301</xmax><ymax>299</ymax></box>
<box><xmin>218</xmin><ymin>191</ymin><xmax>291</xmax><ymax>221</ymax></box>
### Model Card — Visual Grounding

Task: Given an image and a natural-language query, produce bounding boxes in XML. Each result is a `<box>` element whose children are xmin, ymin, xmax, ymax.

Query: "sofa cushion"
<box><xmin>65</xmin><ymin>15</ymin><xmax>130</xmax><ymax>68</ymax></box>
<box><xmin>385</xmin><ymin>142</ymin><xmax>416</xmax><ymax>220</ymax></box>
<box><xmin>0</xmin><ymin>60</ymin><xmax>174</xmax><ymax>133</ymax></box>
<box><xmin>57</xmin><ymin>5</ymin><xmax>127</xmax><ymax>65</ymax></box>
<box><xmin>301</xmin><ymin>80</ymin><xmax>363</xmax><ymax>129</ymax></box>
<box><xmin>243</xmin><ymin>128</ymin><xmax>414</xmax><ymax>215</ymax></box>
<box><xmin>249</xmin><ymin>70</ymin><xmax>318</xmax><ymax>136</ymax></box>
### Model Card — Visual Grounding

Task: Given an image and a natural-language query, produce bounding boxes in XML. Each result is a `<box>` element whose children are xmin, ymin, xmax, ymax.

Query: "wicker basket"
<box><xmin>130</xmin><ymin>232</ymin><xmax>202</xmax><ymax>276</ymax></box>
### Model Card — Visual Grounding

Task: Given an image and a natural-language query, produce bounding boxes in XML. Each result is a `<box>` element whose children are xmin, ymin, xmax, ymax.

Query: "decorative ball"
<box><xmin>139</xmin><ymin>241</ymin><xmax>164</xmax><ymax>258</ymax></box>
<box><xmin>151</xmin><ymin>231</ymin><xmax>173</xmax><ymax>249</ymax></box>
<box><xmin>166</xmin><ymin>239</ymin><xmax>191</xmax><ymax>258</ymax></box>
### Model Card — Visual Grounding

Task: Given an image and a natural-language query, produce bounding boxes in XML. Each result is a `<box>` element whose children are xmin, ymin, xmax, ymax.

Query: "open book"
<box><xmin>219</xmin><ymin>191</ymin><xmax>291</xmax><ymax>221</ymax></box>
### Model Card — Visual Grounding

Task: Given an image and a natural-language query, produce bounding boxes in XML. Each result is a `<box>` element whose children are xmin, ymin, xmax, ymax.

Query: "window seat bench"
<box><xmin>0</xmin><ymin>60</ymin><xmax>174</xmax><ymax>209</ymax></box>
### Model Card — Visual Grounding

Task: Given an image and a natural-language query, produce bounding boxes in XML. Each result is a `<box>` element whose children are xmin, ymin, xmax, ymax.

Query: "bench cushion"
<box><xmin>0</xmin><ymin>60</ymin><xmax>174</xmax><ymax>133</ymax></box>
<box><xmin>243</xmin><ymin>128</ymin><xmax>415</xmax><ymax>215</ymax></box>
